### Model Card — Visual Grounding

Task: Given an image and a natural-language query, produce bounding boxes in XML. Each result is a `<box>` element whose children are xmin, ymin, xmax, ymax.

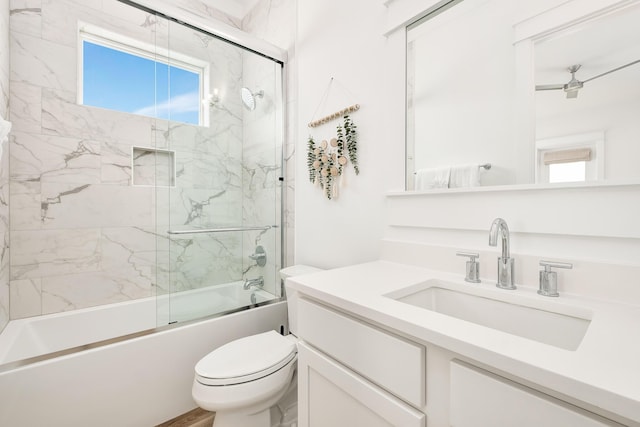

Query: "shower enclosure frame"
<box><xmin>120</xmin><ymin>0</ymin><xmax>288</xmax><ymax>63</ymax></box>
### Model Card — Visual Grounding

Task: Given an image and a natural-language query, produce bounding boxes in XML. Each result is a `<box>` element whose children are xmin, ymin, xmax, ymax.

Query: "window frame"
<box><xmin>77</xmin><ymin>22</ymin><xmax>210</xmax><ymax>127</ymax></box>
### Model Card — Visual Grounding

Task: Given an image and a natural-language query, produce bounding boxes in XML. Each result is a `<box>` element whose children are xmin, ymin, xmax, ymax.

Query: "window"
<box><xmin>78</xmin><ymin>23</ymin><xmax>209</xmax><ymax>126</ymax></box>
<box><xmin>548</xmin><ymin>161</ymin><xmax>586</xmax><ymax>183</ymax></box>
<box><xmin>535</xmin><ymin>132</ymin><xmax>604</xmax><ymax>184</ymax></box>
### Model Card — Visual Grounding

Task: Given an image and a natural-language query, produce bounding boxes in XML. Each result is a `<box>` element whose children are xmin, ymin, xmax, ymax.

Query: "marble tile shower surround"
<box><xmin>243</xmin><ymin>0</ymin><xmax>297</xmax><ymax>268</ymax></box>
<box><xmin>0</xmin><ymin>0</ymin><xmax>8</xmax><ymax>120</ymax></box>
<box><xmin>1</xmin><ymin>0</ymin><xmax>10</xmax><ymax>333</ymax></box>
<box><xmin>239</xmin><ymin>49</ymin><xmax>283</xmax><ymax>296</ymax></box>
<box><xmin>7</xmin><ymin>0</ymin><xmax>283</xmax><ymax>319</ymax></box>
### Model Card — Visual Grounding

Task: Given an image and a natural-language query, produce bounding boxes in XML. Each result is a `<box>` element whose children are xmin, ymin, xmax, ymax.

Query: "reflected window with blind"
<box><xmin>535</xmin><ymin>132</ymin><xmax>604</xmax><ymax>184</ymax></box>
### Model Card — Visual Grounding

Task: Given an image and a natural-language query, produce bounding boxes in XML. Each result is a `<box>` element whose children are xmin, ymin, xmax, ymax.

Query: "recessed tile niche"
<box><xmin>132</xmin><ymin>147</ymin><xmax>176</xmax><ymax>187</ymax></box>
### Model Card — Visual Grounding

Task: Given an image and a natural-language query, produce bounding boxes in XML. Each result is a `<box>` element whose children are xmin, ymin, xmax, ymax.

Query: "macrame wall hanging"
<box><xmin>306</xmin><ymin>78</ymin><xmax>360</xmax><ymax>200</ymax></box>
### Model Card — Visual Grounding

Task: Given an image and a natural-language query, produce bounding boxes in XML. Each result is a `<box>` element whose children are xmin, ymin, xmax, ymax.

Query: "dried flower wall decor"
<box><xmin>307</xmin><ymin>115</ymin><xmax>359</xmax><ymax>200</ymax></box>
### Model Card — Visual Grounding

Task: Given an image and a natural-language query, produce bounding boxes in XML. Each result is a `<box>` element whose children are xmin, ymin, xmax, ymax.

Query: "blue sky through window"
<box><xmin>82</xmin><ymin>41</ymin><xmax>200</xmax><ymax>125</ymax></box>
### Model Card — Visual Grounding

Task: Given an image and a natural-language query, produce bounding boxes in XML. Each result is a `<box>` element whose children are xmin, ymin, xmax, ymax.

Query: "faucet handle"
<box><xmin>539</xmin><ymin>260</ymin><xmax>573</xmax><ymax>271</ymax></box>
<box><xmin>456</xmin><ymin>252</ymin><xmax>481</xmax><ymax>283</ymax></box>
<box><xmin>538</xmin><ymin>260</ymin><xmax>572</xmax><ymax>297</ymax></box>
<box><xmin>248</xmin><ymin>245</ymin><xmax>267</xmax><ymax>267</ymax></box>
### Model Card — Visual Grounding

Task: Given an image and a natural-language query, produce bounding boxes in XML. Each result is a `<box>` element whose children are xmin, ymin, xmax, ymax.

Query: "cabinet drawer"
<box><xmin>298</xmin><ymin>298</ymin><xmax>426</xmax><ymax>407</ymax></box>
<box><xmin>450</xmin><ymin>360</ymin><xmax>622</xmax><ymax>427</ymax></box>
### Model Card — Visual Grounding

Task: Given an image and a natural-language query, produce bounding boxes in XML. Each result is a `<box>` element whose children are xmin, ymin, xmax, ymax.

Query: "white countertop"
<box><xmin>288</xmin><ymin>260</ymin><xmax>640</xmax><ymax>424</ymax></box>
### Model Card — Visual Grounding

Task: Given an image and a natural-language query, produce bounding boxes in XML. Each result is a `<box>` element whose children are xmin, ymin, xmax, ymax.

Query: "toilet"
<box><xmin>192</xmin><ymin>265</ymin><xmax>322</xmax><ymax>427</ymax></box>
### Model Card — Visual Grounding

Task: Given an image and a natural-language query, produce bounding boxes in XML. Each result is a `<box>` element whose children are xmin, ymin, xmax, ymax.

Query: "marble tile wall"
<box><xmin>6</xmin><ymin>0</ymin><xmax>278</xmax><ymax>320</ymax></box>
<box><xmin>154</xmin><ymin>19</ymin><xmax>246</xmax><ymax>296</ymax></box>
<box><xmin>0</xmin><ymin>0</ymin><xmax>7</xmax><ymax>118</ymax></box>
<box><xmin>173</xmin><ymin>0</ymin><xmax>242</xmax><ymax>29</ymax></box>
<box><xmin>243</xmin><ymin>0</ymin><xmax>297</xmax><ymax>270</ymax></box>
<box><xmin>239</xmin><ymin>78</ymin><xmax>282</xmax><ymax>295</ymax></box>
<box><xmin>9</xmin><ymin>0</ymin><xmax>161</xmax><ymax>318</ymax></box>
<box><xmin>0</xmin><ymin>0</ymin><xmax>10</xmax><ymax>333</ymax></box>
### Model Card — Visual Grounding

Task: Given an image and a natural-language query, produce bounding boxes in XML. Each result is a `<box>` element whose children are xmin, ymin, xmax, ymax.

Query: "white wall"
<box><xmin>295</xmin><ymin>0</ymin><xmax>640</xmax><ymax>301</ymax></box>
<box><xmin>295</xmin><ymin>0</ymin><xmax>404</xmax><ymax>269</ymax></box>
<box><xmin>536</xmin><ymin>96</ymin><xmax>640</xmax><ymax>182</ymax></box>
<box><xmin>410</xmin><ymin>0</ymin><xmax>519</xmax><ymax>186</ymax></box>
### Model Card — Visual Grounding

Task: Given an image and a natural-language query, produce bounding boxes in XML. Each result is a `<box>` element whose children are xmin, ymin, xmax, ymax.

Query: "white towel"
<box><xmin>415</xmin><ymin>167</ymin><xmax>451</xmax><ymax>190</ymax></box>
<box><xmin>449</xmin><ymin>164</ymin><xmax>480</xmax><ymax>188</ymax></box>
<box><xmin>0</xmin><ymin>117</ymin><xmax>11</xmax><ymax>160</ymax></box>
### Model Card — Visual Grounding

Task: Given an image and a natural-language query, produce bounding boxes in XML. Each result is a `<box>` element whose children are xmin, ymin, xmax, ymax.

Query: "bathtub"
<box><xmin>0</xmin><ymin>281</ymin><xmax>274</xmax><ymax>364</ymax></box>
<box><xmin>0</xmin><ymin>282</ymin><xmax>287</xmax><ymax>426</ymax></box>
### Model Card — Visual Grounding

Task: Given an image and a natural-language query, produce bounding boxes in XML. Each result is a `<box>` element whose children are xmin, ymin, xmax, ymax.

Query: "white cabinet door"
<box><xmin>450</xmin><ymin>361</ymin><xmax>621</xmax><ymax>427</ymax></box>
<box><xmin>298</xmin><ymin>342</ymin><xmax>425</xmax><ymax>427</ymax></box>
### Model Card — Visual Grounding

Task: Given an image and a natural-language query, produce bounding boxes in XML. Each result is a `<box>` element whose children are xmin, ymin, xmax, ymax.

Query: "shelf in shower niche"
<box><xmin>131</xmin><ymin>146</ymin><xmax>176</xmax><ymax>187</ymax></box>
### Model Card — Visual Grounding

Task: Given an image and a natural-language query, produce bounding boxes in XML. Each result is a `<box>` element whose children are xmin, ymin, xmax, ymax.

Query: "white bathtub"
<box><xmin>0</xmin><ymin>282</ymin><xmax>287</xmax><ymax>426</ymax></box>
<box><xmin>0</xmin><ymin>281</ymin><xmax>274</xmax><ymax>364</ymax></box>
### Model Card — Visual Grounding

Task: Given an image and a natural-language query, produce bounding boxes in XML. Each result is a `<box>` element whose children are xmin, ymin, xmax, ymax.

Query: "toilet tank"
<box><xmin>280</xmin><ymin>265</ymin><xmax>323</xmax><ymax>336</ymax></box>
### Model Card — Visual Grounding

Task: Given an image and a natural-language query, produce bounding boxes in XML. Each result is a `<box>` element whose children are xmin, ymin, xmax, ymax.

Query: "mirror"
<box><xmin>406</xmin><ymin>0</ymin><xmax>640</xmax><ymax>191</ymax></box>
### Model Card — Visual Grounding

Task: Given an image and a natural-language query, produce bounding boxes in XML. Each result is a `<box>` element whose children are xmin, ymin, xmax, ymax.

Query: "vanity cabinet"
<box><xmin>297</xmin><ymin>297</ymin><xmax>426</xmax><ymax>427</ymax></box>
<box><xmin>450</xmin><ymin>361</ymin><xmax>621</xmax><ymax>427</ymax></box>
<box><xmin>295</xmin><ymin>295</ymin><xmax>628</xmax><ymax>426</ymax></box>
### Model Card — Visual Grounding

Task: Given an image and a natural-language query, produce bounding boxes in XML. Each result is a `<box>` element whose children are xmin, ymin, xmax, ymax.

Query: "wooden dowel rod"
<box><xmin>308</xmin><ymin>104</ymin><xmax>360</xmax><ymax>128</ymax></box>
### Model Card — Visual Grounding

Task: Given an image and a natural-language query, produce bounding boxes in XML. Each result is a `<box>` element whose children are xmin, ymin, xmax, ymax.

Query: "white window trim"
<box><xmin>77</xmin><ymin>21</ymin><xmax>211</xmax><ymax>127</ymax></box>
<box><xmin>535</xmin><ymin>131</ymin><xmax>605</xmax><ymax>184</ymax></box>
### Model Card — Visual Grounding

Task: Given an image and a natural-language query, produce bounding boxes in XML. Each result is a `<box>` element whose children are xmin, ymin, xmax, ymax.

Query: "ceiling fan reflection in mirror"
<box><xmin>535</xmin><ymin>59</ymin><xmax>640</xmax><ymax>98</ymax></box>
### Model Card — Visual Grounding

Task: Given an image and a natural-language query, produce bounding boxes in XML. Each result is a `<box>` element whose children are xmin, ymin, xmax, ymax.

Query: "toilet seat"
<box><xmin>195</xmin><ymin>331</ymin><xmax>297</xmax><ymax>386</ymax></box>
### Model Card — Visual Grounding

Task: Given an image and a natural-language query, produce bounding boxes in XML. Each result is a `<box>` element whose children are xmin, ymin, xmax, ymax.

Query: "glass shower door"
<box><xmin>155</xmin><ymin>18</ymin><xmax>284</xmax><ymax>325</ymax></box>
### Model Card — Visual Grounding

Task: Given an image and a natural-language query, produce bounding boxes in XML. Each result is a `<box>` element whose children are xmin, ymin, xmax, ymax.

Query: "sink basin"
<box><xmin>386</xmin><ymin>280</ymin><xmax>592</xmax><ymax>351</ymax></box>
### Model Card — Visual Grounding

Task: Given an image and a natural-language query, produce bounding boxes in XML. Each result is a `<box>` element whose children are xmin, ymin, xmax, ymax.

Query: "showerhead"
<box><xmin>241</xmin><ymin>87</ymin><xmax>264</xmax><ymax>111</ymax></box>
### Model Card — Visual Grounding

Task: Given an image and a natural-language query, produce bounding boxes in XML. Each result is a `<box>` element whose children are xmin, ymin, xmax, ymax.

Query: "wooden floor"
<box><xmin>156</xmin><ymin>408</ymin><xmax>215</xmax><ymax>427</ymax></box>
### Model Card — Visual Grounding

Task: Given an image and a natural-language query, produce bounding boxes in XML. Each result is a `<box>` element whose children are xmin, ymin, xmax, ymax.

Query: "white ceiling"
<box><xmin>535</xmin><ymin>3</ymin><xmax>640</xmax><ymax>85</ymax></box>
<box><xmin>535</xmin><ymin>3</ymin><xmax>640</xmax><ymax>131</ymax></box>
<box><xmin>201</xmin><ymin>0</ymin><xmax>261</xmax><ymax>20</ymax></box>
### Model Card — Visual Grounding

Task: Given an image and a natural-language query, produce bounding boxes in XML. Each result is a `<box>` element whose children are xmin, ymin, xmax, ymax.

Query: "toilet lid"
<box><xmin>195</xmin><ymin>330</ymin><xmax>297</xmax><ymax>386</ymax></box>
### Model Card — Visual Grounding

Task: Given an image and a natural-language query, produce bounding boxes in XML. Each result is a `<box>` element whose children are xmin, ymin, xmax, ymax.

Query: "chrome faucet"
<box><xmin>488</xmin><ymin>218</ymin><xmax>515</xmax><ymax>290</ymax></box>
<box><xmin>243</xmin><ymin>277</ymin><xmax>264</xmax><ymax>290</ymax></box>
